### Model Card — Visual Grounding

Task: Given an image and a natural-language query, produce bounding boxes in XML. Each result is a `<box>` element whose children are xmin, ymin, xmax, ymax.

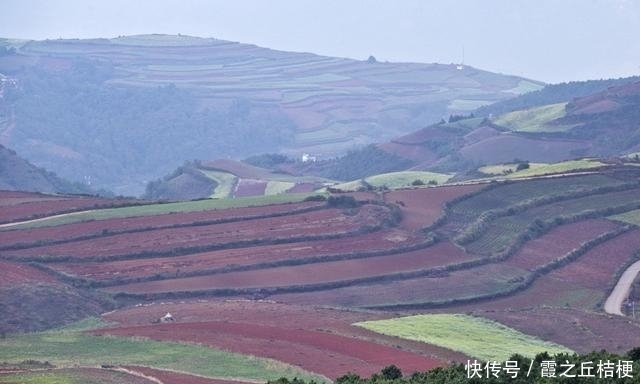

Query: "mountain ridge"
<box><xmin>0</xmin><ymin>34</ymin><xmax>541</xmax><ymax>195</ymax></box>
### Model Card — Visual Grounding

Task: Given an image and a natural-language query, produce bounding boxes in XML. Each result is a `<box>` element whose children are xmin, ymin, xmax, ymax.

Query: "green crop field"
<box><xmin>364</xmin><ymin>171</ymin><xmax>452</xmax><ymax>189</ymax></box>
<box><xmin>0</xmin><ymin>327</ymin><xmax>323</xmax><ymax>382</ymax></box>
<box><xmin>493</xmin><ymin>102</ymin><xmax>574</xmax><ymax>132</ymax></box>
<box><xmin>478</xmin><ymin>159</ymin><xmax>606</xmax><ymax>178</ymax></box>
<box><xmin>265</xmin><ymin>180</ymin><xmax>296</xmax><ymax>195</ymax></box>
<box><xmin>609</xmin><ymin>209</ymin><xmax>640</xmax><ymax>225</ymax></box>
<box><xmin>354</xmin><ymin>314</ymin><xmax>571</xmax><ymax>361</ymax></box>
<box><xmin>331</xmin><ymin>179</ymin><xmax>367</xmax><ymax>192</ymax></box>
<box><xmin>200</xmin><ymin>169</ymin><xmax>238</xmax><ymax>199</ymax></box>
<box><xmin>0</xmin><ymin>368</ymin><xmax>150</xmax><ymax>384</ymax></box>
<box><xmin>0</xmin><ymin>193</ymin><xmax>316</xmax><ymax>230</ymax></box>
<box><xmin>505</xmin><ymin>80</ymin><xmax>545</xmax><ymax>94</ymax></box>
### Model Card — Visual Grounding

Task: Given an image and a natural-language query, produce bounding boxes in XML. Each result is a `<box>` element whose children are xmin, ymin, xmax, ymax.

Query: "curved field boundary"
<box><xmin>107</xmin><ymin>208</ymin><xmax>633</xmax><ymax>306</ymax></box>
<box><xmin>0</xmin><ymin>330</ymin><xmax>322</xmax><ymax>382</ymax></box>
<box><xmin>94</xmin><ymin>321</ymin><xmax>442</xmax><ymax>379</ymax></box>
<box><xmin>0</xmin><ymin>202</ymin><xmax>326</xmax><ymax>251</ymax></box>
<box><xmin>604</xmin><ymin>259</ymin><xmax>640</xmax><ymax>316</ymax></box>
<box><xmin>359</xmin><ymin>225</ymin><xmax>633</xmax><ymax>310</ymax></box>
<box><xmin>119</xmin><ymin>219</ymin><xmax>629</xmax><ymax>305</ymax></box>
<box><xmin>45</xmin><ymin>235</ymin><xmax>437</xmax><ymax>288</ymax></box>
<box><xmin>103</xmin><ymin>239</ymin><xmax>459</xmax><ymax>295</ymax></box>
<box><xmin>0</xmin><ymin>193</ymin><xmax>318</xmax><ymax>231</ymax></box>
<box><xmin>120</xmin><ymin>365</ymin><xmax>262</xmax><ymax>384</ymax></box>
<box><xmin>4</xmin><ymin>205</ymin><xmax>392</xmax><ymax>262</ymax></box>
<box><xmin>454</xmin><ymin>181</ymin><xmax>640</xmax><ymax>246</ymax></box>
<box><xmin>0</xmin><ymin>367</ymin><xmax>159</xmax><ymax>384</ymax></box>
<box><xmin>354</xmin><ymin>314</ymin><xmax>571</xmax><ymax>362</ymax></box>
<box><xmin>0</xmin><ymin>197</ymin><xmax>143</xmax><ymax>225</ymax></box>
<box><xmin>462</xmin><ymin>187</ymin><xmax>640</xmax><ymax>256</ymax></box>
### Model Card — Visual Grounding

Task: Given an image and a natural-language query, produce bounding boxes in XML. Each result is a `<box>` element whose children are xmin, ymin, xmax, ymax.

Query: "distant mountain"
<box><xmin>0</xmin><ymin>144</ymin><xmax>94</xmax><ymax>194</ymax></box>
<box><xmin>0</xmin><ymin>34</ymin><xmax>540</xmax><ymax>195</ymax></box>
<box><xmin>146</xmin><ymin>78</ymin><xmax>640</xmax><ymax>200</ymax></box>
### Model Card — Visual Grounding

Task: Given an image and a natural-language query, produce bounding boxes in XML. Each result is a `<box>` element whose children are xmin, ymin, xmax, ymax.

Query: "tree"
<box><xmin>516</xmin><ymin>161</ymin><xmax>530</xmax><ymax>171</ymax></box>
<box><xmin>381</xmin><ymin>365</ymin><xmax>403</xmax><ymax>380</ymax></box>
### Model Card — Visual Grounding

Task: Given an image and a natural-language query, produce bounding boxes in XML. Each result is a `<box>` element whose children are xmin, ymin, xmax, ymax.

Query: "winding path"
<box><xmin>0</xmin><ymin>209</ymin><xmax>95</xmax><ymax>229</ymax></box>
<box><xmin>603</xmin><ymin>260</ymin><xmax>640</xmax><ymax>316</ymax></box>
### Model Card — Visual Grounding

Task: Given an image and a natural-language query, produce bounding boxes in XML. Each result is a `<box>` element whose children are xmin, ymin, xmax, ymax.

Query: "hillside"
<box><xmin>376</xmin><ymin>78</ymin><xmax>640</xmax><ymax>174</ymax></box>
<box><xmin>0</xmin><ymin>34</ymin><xmax>540</xmax><ymax>195</ymax></box>
<box><xmin>3</xmin><ymin>166</ymin><xmax>640</xmax><ymax>381</ymax></box>
<box><xmin>145</xmin><ymin>159</ymin><xmax>331</xmax><ymax>200</ymax></box>
<box><xmin>0</xmin><ymin>144</ymin><xmax>94</xmax><ymax>194</ymax></box>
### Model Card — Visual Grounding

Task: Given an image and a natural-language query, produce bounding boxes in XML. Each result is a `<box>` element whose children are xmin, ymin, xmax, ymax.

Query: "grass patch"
<box><xmin>354</xmin><ymin>314</ymin><xmax>571</xmax><ymax>361</ymax></box>
<box><xmin>265</xmin><ymin>181</ymin><xmax>296</xmax><ymax>195</ymax></box>
<box><xmin>505</xmin><ymin>80</ymin><xmax>545</xmax><ymax>94</ymax></box>
<box><xmin>493</xmin><ymin>102</ymin><xmax>573</xmax><ymax>132</ymax></box>
<box><xmin>330</xmin><ymin>179</ymin><xmax>367</xmax><ymax>192</ymax></box>
<box><xmin>365</xmin><ymin>171</ymin><xmax>452</xmax><ymax>189</ymax></box>
<box><xmin>609</xmin><ymin>209</ymin><xmax>640</xmax><ymax>225</ymax></box>
<box><xmin>0</xmin><ymin>330</ymin><xmax>324</xmax><ymax>382</ymax></box>
<box><xmin>478</xmin><ymin>159</ymin><xmax>606</xmax><ymax>178</ymax></box>
<box><xmin>0</xmin><ymin>368</ymin><xmax>147</xmax><ymax>384</ymax></box>
<box><xmin>200</xmin><ymin>170</ymin><xmax>238</xmax><ymax>199</ymax></box>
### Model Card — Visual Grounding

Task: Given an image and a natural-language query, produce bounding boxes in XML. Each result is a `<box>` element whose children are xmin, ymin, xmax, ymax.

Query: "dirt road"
<box><xmin>603</xmin><ymin>260</ymin><xmax>640</xmax><ymax>316</ymax></box>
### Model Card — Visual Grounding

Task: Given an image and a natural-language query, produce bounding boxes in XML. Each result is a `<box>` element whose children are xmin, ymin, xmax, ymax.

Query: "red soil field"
<box><xmin>53</xmin><ymin>229</ymin><xmax>425</xmax><ymax>281</ymax></box>
<box><xmin>378</xmin><ymin>141</ymin><xmax>438</xmax><ymax>163</ymax></box>
<box><xmin>459</xmin><ymin>134</ymin><xmax>590</xmax><ymax>165</ymax></box>
<box><xmin>234</xmin><ymin>179</ymin><xmax>267</xmax><ymax>197</ymax></box>
<box><xmin>0</xmin><ymin>260</ymin><xmax>59</xmax><ymax>287</ymax></box>
<box><xmin>0</xmin><ymin>196</ymin><xmax>138</xmax><ymax>224</ymax></box>
<box><xmin>505</xmin><ymin>219</ymin><xmax>619</xmax><ymax>270</ymax></box>
<box><xmin>272</xmin><ymin>261</ymin><xmax>523</xmax><ymax>308</ymax></box>
<box><xmin>386</xmin><ymin>184</ymin><xmax>484</xmax><ymax>230</ymax></box>
<box><xmin>7</xmin><ymin>205</ymin><xmax>387</xmax><ymax>260</ymax></box>
<box><xmin>287</xmin><ymin>182</ymin><xmax>317</xmax><ymax>193</ymax></box>
<box><xmin>548</xmin><ymin>228</ymin><xmax>640</xmax><ymax>289</ymax></box>
<box><xmin>95</xmin><ymin>321</ymin><xmax>442</xmax><ymax>379</ymax></box>
<box><xmin>122</xmin><ymin>366</ymin><xmax>243</xmax><ymax>384</ymax></box>
<box><xmin>103</xmin><ymin>300</ymin><xmax>468</xmax><ymax>363</ymax></box>
<box><xmin>104</xmin><ymin>240</ymin><xmax>470</xmax><ymax>294</ymax></box>
<box><xmin>0</xmin><ymin>196</ymin><xmax>66</xmax><ymax>207</ymax></box>
<box><xmin>447</xmin><ymin>230</ymin><xmax>640</xmax><ymax>313</ymax></box>
<box><xmin>0</xmin><ymin>201</ymin><xmax>323</xmax><ymax>247</ymax></box>
<box><xmin>0</xmin><ymin>190</ymin><xmax>46</xmax><ymax>198</ymax></box>
<box><xmin>480</xmin><ymin>307</ymin><xmax>640</xmax><ymax>355</ymax></box>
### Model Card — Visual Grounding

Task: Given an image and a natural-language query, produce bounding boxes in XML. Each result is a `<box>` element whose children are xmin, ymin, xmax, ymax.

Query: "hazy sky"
<box><xmin>1</xmin><ymin>0</ymin><xmax>639</xmax><ymax>83</ymax></box>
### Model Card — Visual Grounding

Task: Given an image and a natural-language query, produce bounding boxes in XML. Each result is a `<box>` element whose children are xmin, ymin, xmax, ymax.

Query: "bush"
<box><xmin>327</xmin><ymin>195</ymin><xmax>360</xmax><ymax>208</ymax></box>
<box><xmin>516</xmin><ymin>161</ymin><xmax>530</xmax><ymax>171</ymax></box>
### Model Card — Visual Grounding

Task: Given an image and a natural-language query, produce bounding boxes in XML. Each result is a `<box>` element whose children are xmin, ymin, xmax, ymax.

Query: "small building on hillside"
<box><xmin>160</xmin><ymin>312</ymin><xmax>175</xmax><ymax>323</ymax></box>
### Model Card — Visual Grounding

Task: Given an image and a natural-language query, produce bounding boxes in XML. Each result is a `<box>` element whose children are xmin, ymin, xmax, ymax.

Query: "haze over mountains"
<box><xmin>0</xmin><ymin>34</ymin><xmax>541</xmax><ymax>196</ymax></box>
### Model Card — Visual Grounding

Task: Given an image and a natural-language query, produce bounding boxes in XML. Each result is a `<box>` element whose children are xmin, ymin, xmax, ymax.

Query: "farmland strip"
<box><xmin>0</xmin><ymin>201</ymin><xmax>326</xmax><ymax>251</ymax></box>
<box><xmin>46</xmin><ymin>234</ymin><xmax>435</xmax><ymax>288</ymax></box>
<box><xmin>362</xmin><ymin>225</ymin><xmax>633</xmax><ymax>310</ymax></box>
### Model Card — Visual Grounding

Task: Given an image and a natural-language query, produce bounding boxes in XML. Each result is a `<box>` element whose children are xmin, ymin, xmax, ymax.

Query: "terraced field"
<box><xmin>11</xmin><ymin>35</ymin><xmax>534</xmax><ymax>191</ymax></box>
<box><xmin>4</xmin><ymin>167</ymin><xmax>640</xmax><ymax>379</ymax></box>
